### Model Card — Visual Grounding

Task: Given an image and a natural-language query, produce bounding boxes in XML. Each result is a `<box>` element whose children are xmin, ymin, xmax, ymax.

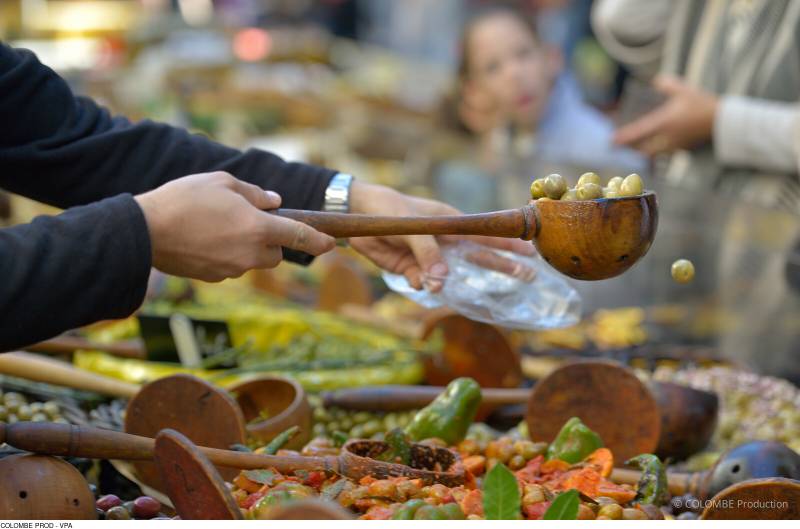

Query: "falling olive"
<box><xmin>671</xmin><ymin>259</ymin><xmax>695</xmax><ymax>284</ymax></box>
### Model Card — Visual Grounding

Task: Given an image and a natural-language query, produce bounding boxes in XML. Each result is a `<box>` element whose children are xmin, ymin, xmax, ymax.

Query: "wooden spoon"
<box><xmin>700</xmin><ymin>478</ymin><xmax>800</xmax><ymax>520</ymax></box>
<box><xmin>275</xmin><ymin>192</ymin><xmax>658</xmax><ymax>281</ymax></box>
<box><xmin>0</xmin><ymin>453</ymin><xmax>97</xmax><ymax>520</ymax></box>
<box><xmin>0</xmin><ymin>421</ymin><xmax>464</xmax><ymax>487</ymax></box>
<box><xmin>154</xmin><ymin>429</ymin><xmax>243</xmax><ymax>520</ymax></box>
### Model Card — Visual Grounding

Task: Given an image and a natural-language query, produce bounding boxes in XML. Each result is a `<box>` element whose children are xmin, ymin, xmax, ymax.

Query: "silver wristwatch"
<box><xmin>323</xmin><ymin>173</ymin><xmax>354</xmax><ymax>213</ymax></box>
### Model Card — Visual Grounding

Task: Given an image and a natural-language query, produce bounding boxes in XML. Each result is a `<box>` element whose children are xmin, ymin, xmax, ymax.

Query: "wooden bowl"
<box><xmin>533</xmin><ymin>192</ymin><xmax>658</xmax><ymax>280</ymax></box>
<box><xmin>701</xmin><ymin>478</ymin><xmax>800</xmax><ymax>519</ymax></box>
<box><xmin>652</xmin><ymin>381</ymin><xmax>718</xmax><ymax>461</ymax></box>
<box><xmin>0</xmin><ymin>454</ymin><xmax>96</xmax><ymax>519</ymax></box>
<box><xmin>228</xmin><ymin>376</ymin><xmax>312</xmax><ymax>449</ymax></box>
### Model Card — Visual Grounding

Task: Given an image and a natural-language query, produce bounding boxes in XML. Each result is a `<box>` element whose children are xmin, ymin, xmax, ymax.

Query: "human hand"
<box><xmin>614</xmin><ymin>75</ymin><xmax>718</xmax><ymax>156</ymax></box>
<box><xmin>347</xmin><ymin>181</ymin><xmax>535</xmax><ymax>292</ymax></box>
<box><xmin>135</xmin><ymin>172</ymin><xmax>335</xmax><ymax>282</ymax></box>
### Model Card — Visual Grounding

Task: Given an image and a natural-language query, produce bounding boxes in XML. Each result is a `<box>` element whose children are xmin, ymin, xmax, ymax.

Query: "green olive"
<box><xmin>0</xmin><ymin>405</ymin><xmax>6</xmax><ymax>420</ymax></box>
<box><xmin>561</xmin><ymin>188</ymin><xmax>578</xmax><ymax>201</ymax></box>
<box><xmin>619</xmin><ymin>173</ymin><xmax>643</xmax><ymax>196</ymax></box>
<box><xmin>598</xmin><ymin>504</ymin><xmax>623</xmax><ymax>520</ymax></box>
<box><xmin>622</xmin><ymin>508</ymin><xmax>648</xmax><ymax>520</ymax></box>
<box><xmin>508</xmin><ymin>454</ymin><xmax>527</xmax><ymax>470</ymax></box>
<box><xmin>16</xmin><ymin>405</ymin><xmax>32</xmax><ymax>421</ymax></box>
<box><xmin>31</xmin><ymin>413</ymin><xmax>48</xmax><ymax>422</ymax></box>
<box><xmin>7</xmin><ymin>414</ymin><xmax>18</xmax><ymax>424</ymax></box>
<box><xmin>671</xmin><ymin>259</ymin><xmax>695</xmax><ymax>284</ymax></box>
<box><xmin>602</xmin><ymin>187</ymin><xmax>619</xmax><ymax>199</ymax></box>
<box><xmin>530</xmin><ymin>178</ymin><xmax>546</xmax><ymax>199</ymax></box>
<box><xmin>577</xmin><ymin>172</ymin><xmax>601</xmax><ymax>187</ymax></box>
<box><xmin>577</xmin><ymin>183</ymin><xmax>603</xmax><ymax>200</ymax></box>
<box><xmin>606</xmin><ymin>176</ymin><xmax>623</xmax><ymax>191</ymax></box>
<box><xmin>28</xmin><ymin>402</ymin><xmax>44</xmax><ymax>414</ymax></box>
<box><xmin>3</xmin><ymin>392</ymin><xmax>24</xmax><ymax>405</ymax></box>
<box><xmin>543</xmin><ymin>174</ymin><xmax>568</xmax><ymax>199</ymax></box>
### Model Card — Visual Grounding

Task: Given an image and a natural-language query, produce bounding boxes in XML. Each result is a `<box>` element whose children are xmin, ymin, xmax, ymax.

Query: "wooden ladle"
<box><xmin>1</xmin><ymin>421</ymin><xmax>465</xmax><ymax>487</ymax></box>
<box><xmin>275</xmin><ymin>191</ymin><xmax>658</xmax><ymax>281</ymax></box>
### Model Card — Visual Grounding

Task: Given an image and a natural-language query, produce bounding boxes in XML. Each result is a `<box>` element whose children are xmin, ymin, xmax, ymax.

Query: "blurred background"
<box><xmin>1</xmin><ymin>0</ymin><xmax>798</xmax><ymax>383</ymax></box>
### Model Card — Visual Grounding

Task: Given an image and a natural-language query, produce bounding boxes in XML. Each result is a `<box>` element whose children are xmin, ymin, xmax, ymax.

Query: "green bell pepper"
<box><xmin>625</xmin><ymin>454</ymin><xmax>669</xmax><ymax>506</ymax></box>
<box><xmin>545</xmin><ymin>417</ymin><xmax>604</xmax><ymax>464</ymax></box>
<box><xmin>404</xmin><ymin>378</ymin><xmax>482</xmax><ymax>445</ymax></box>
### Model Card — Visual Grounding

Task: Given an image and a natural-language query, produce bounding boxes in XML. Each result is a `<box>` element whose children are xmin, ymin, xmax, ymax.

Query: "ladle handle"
<box><xmin>274</xmin><ymin>207</ymin><xmax>537</xmax><ymax>240</ymax></box>
<box><xmin>24</xmin><ymin>335</ymin><xmax>146</xmax><ymax>359</ymax></box>
<box><xmin>0</xmin><ymin>352</ymin><xmax>140</xmax><ymax>399</ymax></box>
<box><xmin>610</xmin><ymin>467</ymin><xmax>704</xmax><ymax>497</ymax></box>
<box><xmin>2</xmin><ymin>421</ymin><xmax>337</xmax><ymax>474</ymax></box>
<box><xmin>322</xmin><ymin>385</ymin><xmax>531</xmax><ymax>410</ymax></box>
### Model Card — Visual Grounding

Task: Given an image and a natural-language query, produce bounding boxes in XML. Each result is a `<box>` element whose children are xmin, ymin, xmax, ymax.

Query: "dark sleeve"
<box><xmin>0</xmin><ymin>195</ymin><xmax>152</xmax><ymax>351</ymax></box>
<box><xmin>0</xmin><ymin>42</ymin><xmax>336</xmax><ymax>262</ymax></box>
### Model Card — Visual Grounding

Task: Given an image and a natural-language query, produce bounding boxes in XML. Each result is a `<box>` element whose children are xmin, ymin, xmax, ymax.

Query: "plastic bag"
<box><xmin>382</xmin><ymin>241</ymin><xmax>582</xmax><ymax>330</ymax></box>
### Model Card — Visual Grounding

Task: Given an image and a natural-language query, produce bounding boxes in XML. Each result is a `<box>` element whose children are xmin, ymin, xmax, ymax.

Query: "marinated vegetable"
<box><xmin>545</xmin><ymin>417</ymin><xmax>604</xmax><ymax>464</ymax></box>
<box><xmin>625</xmin><ymin>454</ymin><xmax>669</xmax><ymax>506</ymax></box>
<box><xmin>404</xmin><ymin>377</ymin><xmax>482</xmax><ymax>445</ymax></box>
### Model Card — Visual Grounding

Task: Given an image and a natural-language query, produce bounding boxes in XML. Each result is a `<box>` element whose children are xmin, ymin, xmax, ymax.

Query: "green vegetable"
<box><xmin>543</xmin><ymin>489</ymin><xmax>580</xmax><ymax>520</ymax></box>
<box><xmin>243</xmin><ymin>469</ymin><xmax>278</xmax><ymax>486</ymax></box>
<box><xmin>546</xmin><ymin>417</ymin><xmax>603</xmax><ymax>464</ymax></box>
<box><xmin>482</xmin><ymin>462</ymin><xmax>522</xmax><ymax>520</ymax></box>
<box><xmin>439</xmin><ymin>503</ymin><xmax>466</xmax><ymax>520</ymax></box>
<box><xmin>264</xmin><ymin>426</ymin><xmax>300</xmax><ymax>455</ymax></box>
<box><xmin>625</xmin><ymin>454</ymin><xmax>669</xmax><ymax>506</ymax></box>
<box><xmin>321</xmin><ymin>479</ymin><xmax>349</xmax><ymax>501</ymax></box>
<box><xmin>414</xmin><ymin>505</ymin><xmax>448</xmax><ymax>520</ymax></box>
<box><xmin>331</xmin><ymin>431</ymin><xmax>348</xmax><ymax>447</ymax></box>
<box><xmin>405</xmin><ymin>377</ymin><xmax>482</xmax><ymax>445</ymax></box>
<box><xmin>377</xmin><ymin>428</ymin><xmax>412</xmax><ymax>465</ymax></box>
<box><xmin>392</xmin><ymin>499</ymin><xmax>428</xmax><ymax>520</ymax></box>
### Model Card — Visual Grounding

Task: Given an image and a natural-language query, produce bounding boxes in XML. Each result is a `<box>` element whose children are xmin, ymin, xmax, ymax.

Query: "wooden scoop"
<box><xmin>0</xmin><ymin>453</ymin><xmax>97</xmax><ymax>520</ymax></box>
<box><xmin>275</xmin><ymin>191</ymin><xmax>658</xmax><ymax>281</ymax></box>
<box><xmin>1</xmin><ymin>421</ymin><xmax>465</xmax><ymax>487</ymax></box>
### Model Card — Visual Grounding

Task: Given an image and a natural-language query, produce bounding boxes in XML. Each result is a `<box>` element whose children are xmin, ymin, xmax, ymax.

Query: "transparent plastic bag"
<box><xmin>382</xmin><ymin>241</ymin><xmax>582</xmax><ymax>330</ymax></box>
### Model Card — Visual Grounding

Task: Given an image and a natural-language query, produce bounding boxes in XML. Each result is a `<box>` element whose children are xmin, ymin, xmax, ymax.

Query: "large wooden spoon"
<box><xmin>1</xmin><ymin>422</ymin><xmax>464</xmax><ymax>487</ymax></box>
<box><xmin>275</xmin><ymin>191</ymin><xmax>658</xmax><ymax>281</ymax></box>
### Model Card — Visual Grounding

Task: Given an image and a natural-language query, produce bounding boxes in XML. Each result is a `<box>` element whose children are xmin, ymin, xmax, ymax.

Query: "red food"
<box><xmin>585</xmin><ymin>448</ymin><xmax>613</xmax><ymax>478</ymax></box>
<box><xmin>524</xmin><ymin>501</ymin><xmax>552</xmax><ymax>520</ymax></box>
<box><xmin>462</xmin><ymin>455</ymin><xmax>486</xmax><ymax>476</ymax></box>
<box><xmin>240</xmin><ymin>489</ymin><xmax>268</xmax><ymax>510</ymax></box>
<box><xmin>541</xmin><ymin>459</ymin><xmax>570</xmax><ymax>474</ymax></box>
<box><xmin>233</xmin><ymin>474</ymin><xmax>263</xmax><ymax>494</ymax></box>
<box><xmin>302</xmin><ymin>471</ymin><xmax>326</xmax><ymax>490</ymax></box>
<box><xmin>458</xmin><ymin>489</ymin><xmax>484</xmax><ymax>517</ymax></box>
<box><xmin>515</xmin><ymin>455</ymin><xmax>544</xmax><ymax>483</ymax></box>
<box><xmin>361</xmin><ymin>506</ymin><xmax>395</xmax><ymax>520</ymax></box>
<box><xmin>556</xmin><ymin>467</ymin><xmax>601</xmax><ymax>497</ymax></box>
<box><xmin>596</xmin><ymin>483</ymin><xmax>637</xmax><ymax>504</ymax></box>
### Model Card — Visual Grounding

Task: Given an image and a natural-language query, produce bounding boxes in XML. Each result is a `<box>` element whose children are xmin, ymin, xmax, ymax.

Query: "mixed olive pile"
<box><xmin>308</xmin><ymin>394</ymin><xmax>418</xmax><ymax>440</ymax></box>
<box><xmin>95</xmin><ymin>494</ymin><xmax>172</xmax><ymax>520</ymax></box>
<box><xmin>0</xmin><ymin>390</ymin><xmax>65</xmax><ymax>424</ymax></box>
<box><xmin>530</xmin><ymin>172</ymin><xmax>644</xmax><ymax>201</ymax></box>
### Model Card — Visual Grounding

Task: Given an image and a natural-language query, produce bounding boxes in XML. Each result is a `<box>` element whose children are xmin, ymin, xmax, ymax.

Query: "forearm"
<box><xmin>714</xmin><ymin>96</ymin><xmax>800</xmax><ymax>174</ymax></box>
<box><xmin>0</xmin><ymin>43</ymin><xmax>335</xmax><ymax>213</ymax></box>
<box><xmin>0</xmin><ymin>195</ymin><xmax>151</xmax><ymax>351</ymax></box>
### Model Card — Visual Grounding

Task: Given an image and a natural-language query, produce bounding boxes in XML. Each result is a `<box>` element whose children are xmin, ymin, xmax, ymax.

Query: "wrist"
<box><xmin>349</xmin><ymin>180</ymin><xmax>396</xmax><ymax>215</ymax></box>
<box><xmin>134</xmin><ymin>191</ymin><xmax>165</xmax><ymax>267</ymax></box>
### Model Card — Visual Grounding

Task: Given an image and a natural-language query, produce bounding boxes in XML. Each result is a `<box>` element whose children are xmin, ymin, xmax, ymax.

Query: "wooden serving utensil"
<box><xmin>154</xmin><ymin>429</ymin><xmax>243</xmax><ymax>520</ymax></box>
<box><xmin>0</xmin><ymin>453</ymin><xmax>97</xmax><ymax>520</ymax></box>
<box><xmin>700</xmin><ymin>478</ymin><xmax>800</xmax><ymax>520</ymax></box>
<box><xmin>23</xmin><ymin>335</ymin><xmax>146</xmax><ymax>359</ymax></box>
<box><xmin>275</xmin><ymin>192</ymin><xmax>658</xmax><ymax>281</ymax></box>
<box><xmin>1</xmin><ymin>422</ymin><xmax>465</xmax><ymax>487</ymax></box>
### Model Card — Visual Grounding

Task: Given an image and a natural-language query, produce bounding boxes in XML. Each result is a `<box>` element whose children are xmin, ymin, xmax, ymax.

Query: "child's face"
<box><xmin>465</xmin><ymin>13</ymin><xmax>559</xmax><ymax>128</ymax></box>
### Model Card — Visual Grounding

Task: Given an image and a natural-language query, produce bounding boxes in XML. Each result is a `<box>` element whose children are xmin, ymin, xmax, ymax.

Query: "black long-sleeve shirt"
<box><xmin>0</xmin><ymin>43</ymin><xmax>336</xmax><ymax>350</ymax></box>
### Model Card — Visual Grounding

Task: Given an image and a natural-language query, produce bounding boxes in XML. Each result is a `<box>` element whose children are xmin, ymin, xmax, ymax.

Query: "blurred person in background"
<box><xmin>0</xmin><ymin>42</ymin><xmax>532</xmax><ymax>351</ymax></box>
<box><xmin>432</xmin><ymin>5</ymin><xmax>643</xmax><ymax>213</ymax></box>
<box><xmin>593</xmin><ymin>0</ymin><xmax>800</xmax><ymax>375</ymax></box>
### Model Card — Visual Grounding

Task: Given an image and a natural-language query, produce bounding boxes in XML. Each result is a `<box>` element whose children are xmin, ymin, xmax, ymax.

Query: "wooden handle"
<box><xmin>274</xmin><ymin>206</ymin><xmax>537</xmax><ymax>240</ymax></box>
<box><xmin>322</xmin><ymin>385</ymin><xmax>531</xmax><ymax>411</ymax></box>
<box><xmin>2</xmin><ymin>421</ymin><xmax>338</xmax><ymax>474</ymax></box>
<box><xmin>610</xmin><ymin>467</ymin><xmax>702</xmax><ymax>497</ymax></box>
<box><xmin>25</xmin><ymin>335</ymin><xmax>146</xmax><ymax>359</ymax></box>
<box><xmin>0</xmin><ymin>352</ymin><xmax>140</xmax><ymax>399</ymax></box>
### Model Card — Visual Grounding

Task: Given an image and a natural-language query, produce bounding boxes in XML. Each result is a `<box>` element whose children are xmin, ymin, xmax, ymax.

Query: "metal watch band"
<box><xmin>323</xmin><ymin>173</ymin><xmax>354</xmax><ymax>213</ymax></box>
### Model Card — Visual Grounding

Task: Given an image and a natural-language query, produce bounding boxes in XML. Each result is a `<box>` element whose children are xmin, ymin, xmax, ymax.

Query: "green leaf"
<box><xmin>543</xmin><ymin>489</ymin><xmax>580</xmax><ymax>520</ymax></box>
<box><xmin>331</xmin><ymin>431</ymin><xmax>349</xmax><ymax>448</ymax></box>
<box><xmin>243</xmin><ymin>469</ymin><xmax>277</xmax><ymax>486</ymax></box>
<box><xmin>321</xmin><ymin>479</ymin><xmax>349</xmax><ymax>501</ymax></box>
<box><xmin>482</xmin><ymin>463</ymin><xmax>521</xmax><ymax>520</ymax></box>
